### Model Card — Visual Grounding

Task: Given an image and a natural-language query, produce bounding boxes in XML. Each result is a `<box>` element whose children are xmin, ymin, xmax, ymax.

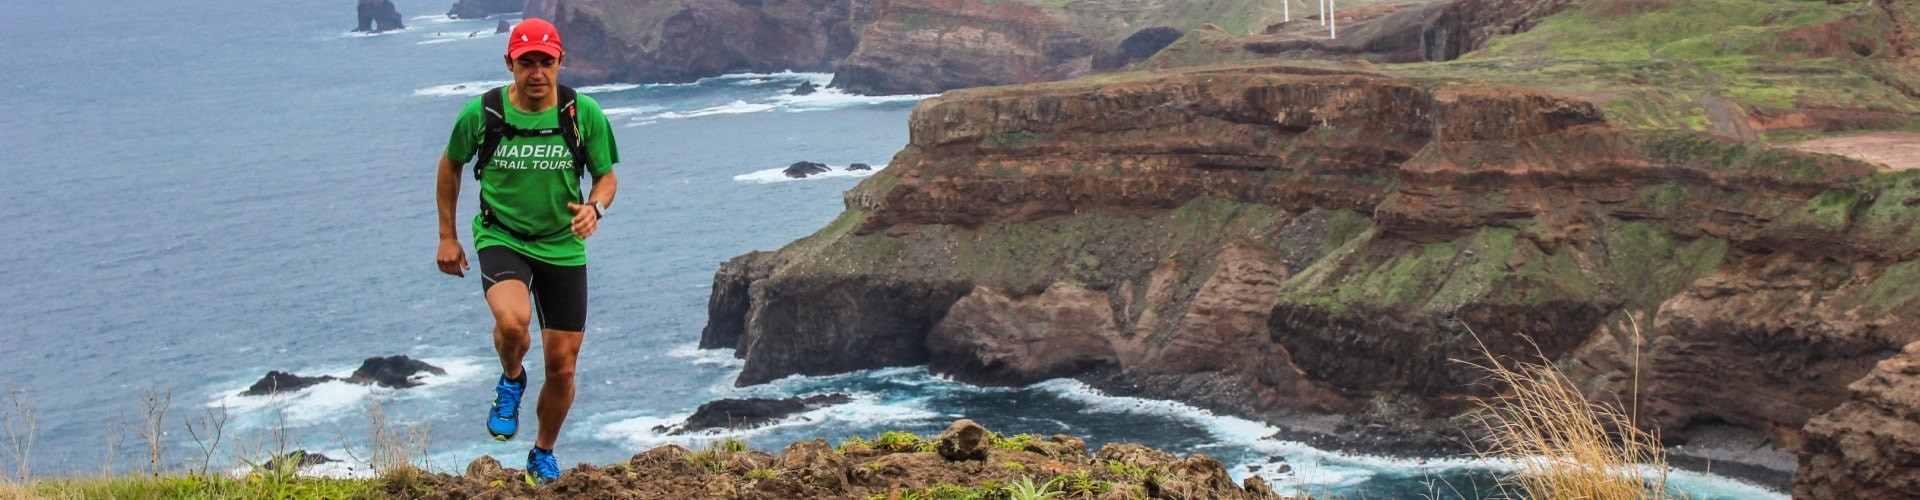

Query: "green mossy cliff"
<box><xmin>702</xmin><ymin>63</ymin><xmax>1920</xmax><ymax>492</ymax></box>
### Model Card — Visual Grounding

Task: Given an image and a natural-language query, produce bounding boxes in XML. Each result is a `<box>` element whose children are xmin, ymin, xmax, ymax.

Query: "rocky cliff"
<box><xmin>547</xmin><ymin>0</ymin><xmax>1415</xmax><ymax>90</ymax></box>
<box><xmin>701</xmin><ymin>62</ymin><xmax>1920</xmax><ymax>490</ymax></box>
<box><xmin>1796</xmin><ymin>341</ymin><xmax>1920</xmax><ymax>498</ymax></box>
<box><xmin>830</xmin><ymin>0</ymin><xmax>1096</xmax><ymax>95</ymax></box>
<box><xmin>547</xmin><ymin>0</ymin><xmax>880</xmax><ymax>86</ymax></box>
<box><xmin>354</xmin><ymin>0</ymin><xmax>405</xmax><ymax>33</ymax></box>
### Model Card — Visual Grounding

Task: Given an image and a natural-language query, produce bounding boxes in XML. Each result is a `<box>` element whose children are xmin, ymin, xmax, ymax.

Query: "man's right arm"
<box><xmin>435</xmin><ymin>153</ymin><xmax>468</xmax><ymax>277</ymax></box>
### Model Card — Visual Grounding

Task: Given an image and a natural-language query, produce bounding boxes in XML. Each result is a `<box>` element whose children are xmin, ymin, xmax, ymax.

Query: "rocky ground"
<box><xmin>388</xmin><ymin>420</ymin><xmax>1289</xmax><ymax>499</ymax></box>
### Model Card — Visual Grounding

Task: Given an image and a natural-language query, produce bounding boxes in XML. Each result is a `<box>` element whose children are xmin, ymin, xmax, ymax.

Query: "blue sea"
<box><xmin>0</xmin><ymin>0</ymin><xmax>1782</xmax><ymax>497</ymax></box>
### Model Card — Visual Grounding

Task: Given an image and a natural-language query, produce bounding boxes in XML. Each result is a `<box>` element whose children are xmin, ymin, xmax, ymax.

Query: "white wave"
<box><xmin>741</xmin><ymin>365</ymin><xmax>933</xmax><ymax>394</ymax></box>
<box><xmin>413</xmin><ymin>80</ymin><xmax>511</xmax><ymax>97</ymax></box>
<box><xmin>773</xmin><ymin>86</ymin><xmax>934</xmax><ymax>112</ymax></box>
<box><xmin>210</xmin><ymin>357</ymin><xmax>487</xmax><ymax>426</ymax></box>
<box><xmin>596</xmin><ymin>392</ymin><xmax>940</xmax><ymax>450</ymax></box>
<box><xmin>416</xmin><ymin>32</ymin><xmax>499</xmax><ymax>45</ymax></box>
<box><xmin>577</xmin><ymin>83</ymin><xmax>644</xmax><ymax>94</ymax></box>
<box><xmin>653</xmin><ymin>100</ymin><xmax>779</xmax><ymax>120</ymax></box>
<box><xmin>732</xmin><ymin>163</ymin><xmax>886</xmax><ymax>184</ymax></box>
<box><xmin>1034</xmin><ymin>379</ymin><xmax>1275</xmax><ymax>442</ymax></box>
<box><xmin>409</xmin><ymin>15</ymin><xmax>458</xmax><ymax>24</ymax></box>
<box><xmin>1032</xmin><ymin>379</ymin><xmax>1783</xmax><ymax>498</ymax></box>
<box><xmin>601</xmin><ymin>105</ymin><xmax>665</xmax><ymax>117</ymax></box>
<box><xmin>333</xmin><ymin>26</ymin><xmax>416</xmax><ymax>39</ymax></box>
<box><xmin>667</xmin><ymin>343</ymin><xmax>745</xmax><ymax>368</ymax></box>
<box><xmin>701</xmin><ymin>71</ymin><xmax>833</xmax><ymax>84</ymax></box>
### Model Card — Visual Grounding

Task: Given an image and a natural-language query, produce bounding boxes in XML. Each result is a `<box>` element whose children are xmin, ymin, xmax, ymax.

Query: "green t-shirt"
<box><xmin>445</xmin><ymin>86</ymin><xmax>619</xmax><ymax>266</ymax></box>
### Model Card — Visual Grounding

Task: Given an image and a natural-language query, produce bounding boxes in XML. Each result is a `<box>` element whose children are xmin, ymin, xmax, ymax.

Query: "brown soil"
<box><xmin>387</xmin><ymin>421</ymin><xmax>1289</xmax><ymax>499</ymax></box>
<box><xmin>1786</xmin><ymin>132</ymin><xmax>1920</xmax><ymax>171</ymax></box>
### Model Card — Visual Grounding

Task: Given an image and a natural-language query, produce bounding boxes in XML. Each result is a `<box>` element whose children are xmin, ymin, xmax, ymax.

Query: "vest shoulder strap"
<box><xmin>473</xmin><ymin>86</ymin><xmax>508</xmax><ymax>180</ymax></box>
<box><xmin>555</xmin><ymin>85</ymin><xmax>590</xmax><ymax>179</ymax></box>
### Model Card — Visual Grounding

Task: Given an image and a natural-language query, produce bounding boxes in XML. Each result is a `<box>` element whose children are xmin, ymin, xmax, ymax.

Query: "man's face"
<box><xmin>506</xmin><ymin>52</ymin><xmax>561</xmax><ymax>101</ymax></box>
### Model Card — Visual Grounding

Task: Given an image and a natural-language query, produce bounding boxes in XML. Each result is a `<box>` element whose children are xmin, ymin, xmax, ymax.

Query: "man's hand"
<box><xmin>567</xmin><ymin>203</ymin><xmax>599</xmax><ymax>239</ymax></box>
<box><xmin>437</xmin><ymin>238</ymin><xmax>469</xmax><ymax>277</ymax></box>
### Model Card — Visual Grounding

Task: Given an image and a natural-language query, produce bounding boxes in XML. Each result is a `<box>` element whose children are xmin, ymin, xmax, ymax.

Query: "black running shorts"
<box><xmin>477</xmin><ymin>246</ymin><xmax>588</xmax><ymax>332</ymax></box>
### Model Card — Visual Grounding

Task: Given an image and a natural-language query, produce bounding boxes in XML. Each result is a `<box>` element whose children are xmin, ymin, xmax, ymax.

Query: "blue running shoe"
<box><xmin>525</xmin><ymin>447</ymin><xmax>560</xmax><ymax>485</ymax></box>
<box><xmin>487</xmin><ymin>371</ymin><xmax>526</xmax><ymax>441</ymax></box>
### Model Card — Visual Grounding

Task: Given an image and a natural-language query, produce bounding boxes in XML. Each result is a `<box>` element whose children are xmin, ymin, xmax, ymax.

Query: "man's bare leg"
<box><xmin>534</xmin><ymin>329</ymin><xmax>583</xmax><ymax>450</ymax></box>
<box><xmin>486</xmin><ymin>282</ymin><xmax>533</xmax><ymax>378</ymax></box>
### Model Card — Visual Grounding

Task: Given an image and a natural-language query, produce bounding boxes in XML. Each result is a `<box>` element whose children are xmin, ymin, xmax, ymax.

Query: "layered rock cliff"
<box><xmin>830</xmin><ymin>0</ymin><xmax>1096</xmax><ymax>95</ymax></box>
<box><xmin>701</xmin><ymin>63</ymin><xmax>1920</xmax><ymax>491</ymax></box>
<box><xmin>546</xmin><ymin>0</ymin><xmax>880</xmax><ymax>85</ymax></box>
<box><xmin>1796</xmin><ymin>341</ymin><xmax>1920</xmax><ymax>498</ymax></box>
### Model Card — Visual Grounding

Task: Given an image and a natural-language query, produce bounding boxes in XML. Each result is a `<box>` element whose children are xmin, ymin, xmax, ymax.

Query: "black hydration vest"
<box><xmin>470</xmin><ymin>85</ymin><xmax>592</xmax><ymax>242</ymax></box>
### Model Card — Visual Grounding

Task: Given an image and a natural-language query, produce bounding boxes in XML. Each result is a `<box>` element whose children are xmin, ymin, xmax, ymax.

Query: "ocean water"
<box><xmin>0</xmin><ymin>0</ymin><xmax>1782</xmax><ymax>497</ymax></box>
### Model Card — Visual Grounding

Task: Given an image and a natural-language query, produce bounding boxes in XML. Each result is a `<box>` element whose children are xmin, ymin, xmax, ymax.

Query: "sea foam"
<box><xmin>596</xmin><ymin>392</ymin><xmax>940</xmax><ymax>450</ymax></box>
<box><xmin>211</xmin><ymin>357</ymin><xmax>486</xmax><ymax>426</ymax></box>
<box><xmin>412</xmin><ymin>80</ymin><xmax>511</xmax><ymax>98</ymax></box>
<box><xmin>732</xmin><ymin>163</ymin><xmax>886</xmax><ymax>184</ymax></box>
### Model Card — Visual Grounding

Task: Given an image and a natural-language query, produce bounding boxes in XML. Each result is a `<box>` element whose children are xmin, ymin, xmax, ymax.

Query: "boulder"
<box><xmin>934</xmin><ymin>419</ymin><xmax>989</xmax><ymax>461</ymax></box>
<box><xmin>343</xmin><ymin>355</ymin><xmax>448</xmax><ymax>389</ymax></box>
<box><xmin>792</xmin><ymin>81</ymin><xmax>818</xmax><ymax>96</ymax></box>
<box><xmin>783</xmin><ymin>161</ymin><xmax>830</xmax><ymax>178</ymax></box>
<box><xmin>847</xmin><ymin>163</ymin><xmax>871</xmax><ymax>171</ymax></box>
<box><xmin>262</xmin><ymin>450</ymin><xmax>337</xmax><ymax>473</ymax></box>
<box><xmin>496</xmin><ymin>20</ymin><xmax>512</xmax><ymax>35</ymax></box>
<box><xmin>242</xmin><ymin>371</ymin><xmax>336</xmax><ymax>396</ymax></box>
<box><xmin>353</xmin><ymin>0</ymin><xmax>405</xmax><ymax>33</ymax></box>
<box><xmin>652</xmin><ymin>394</ymin><xmax>852</xmax><ymax>435</ymax></box>
<box><xmin>448</xmin><ymin>0</ymin><xmax>527</xmax><ymax>20</ymax></box>
<box><xmin>464</xmin><ymin>455</ymin><xmax>504</xmax><ymax>480</ymax></box>
<box><xmin>777</xmin><ymin>439</ymin><xmax>847</xmax><ymax>490</ymax></box>
<box><xmin>1795</xmin><ymin>341</ymin><xmax>1920</xmax><ymax>499</ymax></box>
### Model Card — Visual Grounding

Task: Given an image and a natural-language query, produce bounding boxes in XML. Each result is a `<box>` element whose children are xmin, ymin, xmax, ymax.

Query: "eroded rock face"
<box><xmin>704</xmin><ymin>65</ymin><xmax>1917</xmax><ymax>477</ymax></box>
<box><xmin>354</xmin><ymin>0</ymin><xmax>405</xmax><ymax>33</ymax></box>
<box><xmin>926</xmin><ymin>283</ymin><xmax>1123</xmax><ymax>386</ymax></box>
<box><xmin>548</xmin><ymin>0</ymin><xmax>879</xmax><ymax>86</ymax></box>
<box><xmin>830</xmin><ymin>0</ymin><xmax>1094</xmax><ymax>95</ymax></box>
<box><xmin>1795</xmin><ymin>341</ymin><xmax>1920</xmax><ymax>498</ymax></box>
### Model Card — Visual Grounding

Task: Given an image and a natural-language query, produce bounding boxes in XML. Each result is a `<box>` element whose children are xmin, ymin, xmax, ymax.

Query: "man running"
<box><xmin>433</xmin><ymin>17</ymin><xmax>619</xmax><ymax>485</ymax></box>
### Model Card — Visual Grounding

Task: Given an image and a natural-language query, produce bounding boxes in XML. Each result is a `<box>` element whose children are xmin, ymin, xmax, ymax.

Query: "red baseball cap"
<box><xmin>507</xmin><ymin>18</ymin><xmax>564</xmax><ymax>59</ymax></box>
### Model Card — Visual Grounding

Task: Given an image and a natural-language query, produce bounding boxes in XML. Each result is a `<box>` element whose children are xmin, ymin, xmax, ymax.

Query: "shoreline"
<box><xmin>1072</xmin><ymin>368</ymin><xmax>1795</xmax><ymax>494</ymax></box>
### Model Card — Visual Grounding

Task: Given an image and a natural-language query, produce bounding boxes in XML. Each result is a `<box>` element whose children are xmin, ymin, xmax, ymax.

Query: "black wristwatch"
<box><xmin>591</xmin><ymin>201</ymin><xmax>605</xmax><ymax>220</ymax></box>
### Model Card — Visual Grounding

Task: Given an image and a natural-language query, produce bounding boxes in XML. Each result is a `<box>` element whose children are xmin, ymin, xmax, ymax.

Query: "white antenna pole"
<box><xmin>1284</xmin><ymin>0</ymin><xmax>1290</xmax><ymax>23</ymax></box>
<box><xmin>1330</xmin><ymin>0</ymin><xmax>1337</xmax><ymax>39</ymax></box>
<box><xmin>1319</xmin><ymin>0</ymin><xmax>1326</xmax><ymax>25</ymax></box>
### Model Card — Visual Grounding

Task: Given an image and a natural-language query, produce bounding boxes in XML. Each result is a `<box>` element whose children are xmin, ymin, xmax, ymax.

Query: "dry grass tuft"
<box><xmin>0</xmin><ymin>480</ymin><xmax>37</xmax><ymax>500</ymax></box>
<box><xmin>1460</xmin><ymin>322</ymin><xmax>1671</xmax><ymax>500</ymax></box>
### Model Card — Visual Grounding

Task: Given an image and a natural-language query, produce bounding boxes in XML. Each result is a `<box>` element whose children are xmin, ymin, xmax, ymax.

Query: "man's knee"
<box><xmin>544</xmin><ymin>363</ymin><xmax>575</xmax><ymax>382</ymax></box>
<box><xmin>496</xmin><ymin>320</ymin><xmax>531</xmax><ymax>339</ymax></box>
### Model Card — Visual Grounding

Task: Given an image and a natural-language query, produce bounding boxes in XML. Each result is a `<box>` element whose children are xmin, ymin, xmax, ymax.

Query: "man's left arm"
<box><xmin>568</xmin><ymin>98</ymin><xmax>620</xmax><ymax>239</ymax></box>
<box><xmin>568</xmin><ymin>172</ymin><xmax>618</xmax><ymax>238</ymax></box>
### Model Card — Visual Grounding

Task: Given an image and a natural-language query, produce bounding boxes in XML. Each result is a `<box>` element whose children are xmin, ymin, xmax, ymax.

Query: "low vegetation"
<box><xmin>1461</xmin><ymin>324</ymin><xmax>1673</xmax><ymax>500</ymax></box>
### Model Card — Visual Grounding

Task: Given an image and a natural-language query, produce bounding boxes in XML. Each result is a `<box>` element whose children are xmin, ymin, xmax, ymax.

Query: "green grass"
<box><xmin>25</xmin><ymin>473</ymin><xmax>381</xmax><ymax>499</ymax></box>
<box><xmin>1373</xmin><ymin>0</ymin><xmax>1918</xmax><ymax>132</ymax></box>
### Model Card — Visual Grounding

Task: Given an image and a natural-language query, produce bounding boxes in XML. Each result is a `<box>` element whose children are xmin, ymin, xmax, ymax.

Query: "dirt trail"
<box><xmin>1787</xmin><ymin>132</ymin><xmax>1920</xmax><ymax>171</ymax></box>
